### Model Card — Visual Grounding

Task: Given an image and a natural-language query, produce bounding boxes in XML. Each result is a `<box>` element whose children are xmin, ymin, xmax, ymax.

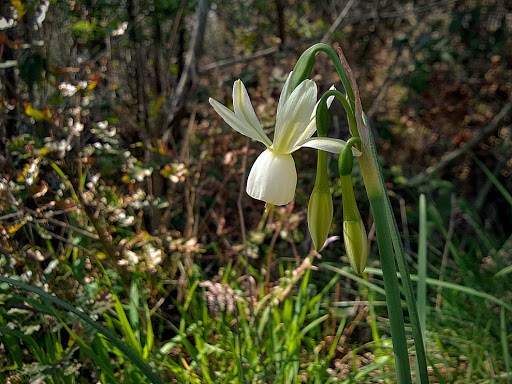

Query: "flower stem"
<box><xmin>297</xmin><ymin>43</ymin><xmax>429</xmax><ymax>383</ymax></box>
<box><xmin>359</xmin><ymin>115</ymin><xmax>429</xmax><ymax>384</ymax></box>
<box><xmin>318</xmin><ymin>89</ymin><xmax>357</xmax><ymax>136</ymax></box>
<box><xmin>367</xmin><ymin>194</ymin><xmax>413</xmax><ymax>384</ymax></box>
<box><xmin>289</xmin><ymin>43</ymin><xmax>355</xmax><ymax>107</ymax></box>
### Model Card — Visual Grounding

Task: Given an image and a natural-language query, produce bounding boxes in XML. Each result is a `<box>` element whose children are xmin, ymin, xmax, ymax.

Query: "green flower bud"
<box><xmin>343</xmin><ymin>218</ymin><xmax>368</xmax><ymax>274</ymax></box>
<box><xmin>339</xmin><ymin>138</ymin><xmax>368</xmax><ymax>274</ymax></box>
<box><xmin>308</xmin><ymin>142</ymin><xmax>333</xmax><ymax>251</ymax></box>
<box><xmin>308</xmin><ymin>187</ymin><xmax>333</xmax><ymax>252</ymax></box>
<box><xmin>286</xmin><ymin>45</ymin><xmax>318</xmax><ymax>98</ymax></box>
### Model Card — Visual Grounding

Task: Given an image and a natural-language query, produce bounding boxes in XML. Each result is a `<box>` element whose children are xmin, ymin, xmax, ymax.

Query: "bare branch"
<box><xmin>321</xmin><ymin>0</ymin><xmax>357</xmax><ymax>44</ymax></box>
<box><xmin>164</xmin><ymin>0</ymin><xmax>209</xmax><ymax>127</ymax></box>
<box><xmin>200</xmin><ymin>0</ymin><xmax>460</xmax><ymax>73</ymax></box>
<box><xmin>409</xmin><ymin>99</ymin><xmax>512</xmax><ymax>186</ymax></box>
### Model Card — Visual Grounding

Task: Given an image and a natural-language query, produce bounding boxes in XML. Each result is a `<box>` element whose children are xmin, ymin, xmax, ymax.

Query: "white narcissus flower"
<box><xmin>209</xmin><ymin>73</ymin><xmax>358</xmax><ymax>206</ymax></box>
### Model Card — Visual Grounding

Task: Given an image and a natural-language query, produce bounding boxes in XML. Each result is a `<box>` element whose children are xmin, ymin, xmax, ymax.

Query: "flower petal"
<box><xmin>276</xmin><ymin>71</ymin><xmax>293</xmax><ymax>117</ymax></box>
<box><xmin>209</xmin><ymin>97</ymin><xmax>272</xmax><ymax>147</ymax></box>
<box><xmin>233</xmin><ymin>80</ymin><xmax>265</xmax><ymax>134</ymax></box>
<box><xmin>295</xmin><ymin>137</ymin><xmax>362</xmax><ymax>156</ymax></box>
<box><xmin>273</xmin><ymin>79</ymin><xmax>317</xmax><ymax>154</ymax></box>
<box><xmin>246</xmin><ymin>149</ymin><xmax>297</xmax><ymax>206</ymax></box>
<box><xmin>296</xmin><ymin>86</ymin><xmax>337</xmax><ymax>143</ymax></box>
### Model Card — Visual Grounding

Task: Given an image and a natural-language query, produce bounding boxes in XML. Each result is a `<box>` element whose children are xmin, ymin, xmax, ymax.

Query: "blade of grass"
<box><xmin>299</xmin><ymin>314</ymin><xmax>329</xmax><ymax>337</ymax></box>
<box><xmin>416</xmin><ymin>194</ymin><xmax>428</xmax><ymax>384</ymax></box>
<box><xmin>129</xmin><ymin>279</ymin><xmax>141</xmax><ymax>342</ymax></box>
<box><xmin>417</xmin><ymin>194</ymin><xmax>428</xmax><ymax>342</ymax></box>
<box><xmin>494</xmin><ymin>234</ymin><xmax>512</xmax><ymax>277</ymax></box>
<box><xmin>382</xmin><ymin>182</ymin><xmax>429</xmax><ymax>384</ymax></box>
<box><xmin>496</xmin><ymin>264</ymin><xmax>512</xmax><ymax>278</ymax></box>
<box><xmin>0</xmin><ymin>275</ymin><xmax>164</xmax><ymax>384</ymax></box>
<box><xmin>143</xmin><ymin>301</ymin><xmax>154</xmax><ymax>359</ymax></box>
<box><xmin>326</xmin><ymin>315</ymin><xmax>347</xmax><ymax>361</ymax></box>
<box><xmin>501</xmin><ymin>307</ymin><xmax>511</xmax><ymax>383</ymax></box>
<box><xmin>0</xmin><ymin>327</ymin><xmax>41</xmax><ymax>366</ymax></box>
<box><xmin>365</xmin><ymin>273</ymin><xmax>382</xmax><ymax>355</ymax></box>
<box><xmin>320</xmin><ymin>263</ymin><xmax>386</xmax><ymax>296</ymax></box>
<box><xmin>60</xmin><ymin>321</ymin><xmax>118</xmax><ymax>383</ymax></box>
<box><xmin>112</xmin><ymin>291</ymin><xmax>142</xmax><ymax>355</ymax></box>
<box><xmin>363</xmin><ymin>267</ymin><xmax>512</xmax><ymax>312</ymax></box>
<box><xmin>471</xmin><ymin>152</ymin><xmax>512</xmax><ymax>208</ymax></box>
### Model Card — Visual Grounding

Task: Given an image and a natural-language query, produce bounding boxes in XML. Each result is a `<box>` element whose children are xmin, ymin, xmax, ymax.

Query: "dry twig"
<box><xmin>409</xmin><ymin>99</ymin><xmax>512</xmax><ymax>186</ymax></box>
<box><xmin>321</xmin><ymin>0</ymin><xmax>357</xmax><ymax>43</ymax></box>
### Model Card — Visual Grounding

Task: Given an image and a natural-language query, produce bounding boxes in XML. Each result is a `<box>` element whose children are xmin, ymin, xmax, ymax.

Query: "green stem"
<box><xmin>315</xmin><ymin>150</ymin><xmax>329</xmax><ymax>190</ymax></box>
<box><xmin>388</xmin><ymin>199</ymin><xmax>431</xmax><ymax>384</ymax></box>
<box><xmin>289</xmin><ymin>43</ymin><xmax>355</xmax><ymax>107</ymax></box>
<box><xmin>339</xmin><ymin>137</ymin><xmax>363</xmax><ymax>222</ymax></box>
<box><xmin>317</xmin><ymin>89</ymin><xmax>357</xmax><ymax>136</ymax></box>
<box><xmin>368</xmin><ymin>195</ymin><xmax>412</xmax><ymax>384</ymax></box>
<box><xmin>417</xmin><ymin>194</ymin><xmax>428</xmax><ymax>344</ymax></box>
<box><xmin>359</xmin><ymin>114</ymin><xmax>429</xmax><ymax>383</ymax></box>
<box><xmin>338</xmin><ymin>137</ymin><xmax>361</xmax><ymax>176</ymax></box>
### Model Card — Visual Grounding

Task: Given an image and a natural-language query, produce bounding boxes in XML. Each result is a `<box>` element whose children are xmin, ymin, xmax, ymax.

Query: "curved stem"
<box><xmin>338</xmin><ymin>137</ymin><xmax>361</xmax><ymax>176</ymax></box>
<box><xmin>314</xmin><ymin>150</ymin><xmax>329</xmax><ymax>191</ymax></box>
<box><xmin>317</xmin><ymin>89</ymin><xmax>358</xmax><ymax>137</ymax></box>
<box><xmin>289</xmin><ymin>43</ymin><xmax>355</xmax><ymax>108</ymax></box>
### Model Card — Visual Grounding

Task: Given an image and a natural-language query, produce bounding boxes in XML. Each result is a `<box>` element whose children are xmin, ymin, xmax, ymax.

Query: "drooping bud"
<box><xmin>339</xmin><ymin>137</ymin><xmax>368</xmax><ymax>274</ymax></box>
<box><xmin>308</xmin><ymin>186</ymin><xmax>333</xmax><ymax>252</ymax></box>
<box><xmin>343</xmin><ymin>216</ymin><xmax>368</xmax><ymax>274</ymax></box>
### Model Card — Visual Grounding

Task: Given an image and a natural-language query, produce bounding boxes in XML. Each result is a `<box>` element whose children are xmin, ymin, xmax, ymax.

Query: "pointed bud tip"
<box><xmin>343</xmin><ymin>219</ymin><xmax>368</xmax><ymax>274</ymax></box>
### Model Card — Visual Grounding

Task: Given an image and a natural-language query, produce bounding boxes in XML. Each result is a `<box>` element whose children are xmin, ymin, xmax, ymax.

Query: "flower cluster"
<box><xmin>210</xmin><ymin>70</ymin><xmax>368</xmax><ymax>274</ymax></box>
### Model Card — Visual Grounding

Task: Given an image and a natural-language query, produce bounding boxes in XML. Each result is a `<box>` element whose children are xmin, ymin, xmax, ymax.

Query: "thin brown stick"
<box><xmin>287</xmin><ymin>227</ymin><xmax>301</xmax><ymax>266</ymax></box>
<box><xmin>331</xmin><ymin>279</ymin><xmax>341</xmax><ymax>337</ymax></box>
<box><xmin>164</xmin><ymin>0</ymin><xmax>209</xmax><ymax>126</ymax></box>
<box><xmin>182</xmin><ymin>108</ymin><xmax>197</xmax><ymax>239</ymax></box>
<box><xmin>18</xmin><ymin>205</ymin><xmax>99</xmax><ymax>240</ymax></box>
<box><xmin>275</xmin><ymin>0</ymin><xmax>286</xmax><ymax>46</ymax></box>
<box><xmin>409</xmin><ymin>99</ymin><xmax>512</xmax><ymax>186</ymax></box>
<box><xmin>167</xmin><ymin>0</ymin><xmax>188</xmax><ymax>86</ymax></box>
<box><xmin>341</xmin><ymin>295</ymin><xmax>366</xmax><ymax>340</ymax></box>
<box><xmin>321</xmin><ymin>0</ymin><xmax>357</xmax><ymax>43</ymax></box>
<box><xmin>283</xmin><ymin>201</ymin><xmax>301</xmax><ymax>266</ymax></box>
<box><xmin>31</xmin><ymin>225</ymin><xmax>96</xmax><ymax>257</ymax></box>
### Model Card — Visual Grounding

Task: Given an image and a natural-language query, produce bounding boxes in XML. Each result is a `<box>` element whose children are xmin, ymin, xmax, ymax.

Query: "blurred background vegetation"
<box><xmin>1</xmin><ymin>0</ymin><xmax>511</xmax><ymax>382</ymax></box>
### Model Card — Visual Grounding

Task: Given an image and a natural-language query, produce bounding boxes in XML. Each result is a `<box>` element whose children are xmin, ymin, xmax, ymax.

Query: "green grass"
<box><xmin>2</xmin><ymin>155</ymin><xmax>512</xmax><ymax>383</ymax></box>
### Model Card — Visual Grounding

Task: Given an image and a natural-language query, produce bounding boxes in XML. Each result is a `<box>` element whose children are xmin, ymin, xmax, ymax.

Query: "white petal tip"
<box><xmin>353</xmin><ymin>148</ymin><xmax>363</xmax><ymax>157</ymax></box>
